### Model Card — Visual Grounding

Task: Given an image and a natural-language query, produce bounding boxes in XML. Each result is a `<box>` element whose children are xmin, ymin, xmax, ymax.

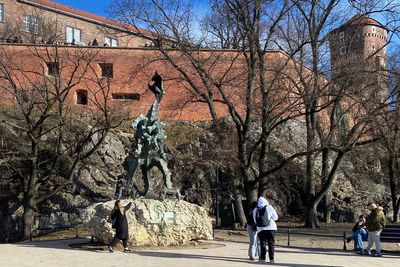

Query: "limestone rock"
<box><xmin>83</xmin><ymin>198</ymin><xmax>213</xmax><ymax>246</ymax></box>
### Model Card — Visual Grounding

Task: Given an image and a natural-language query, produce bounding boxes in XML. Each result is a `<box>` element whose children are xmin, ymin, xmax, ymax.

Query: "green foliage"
<box><xmin>333</xmin><ymin>103</ymin><xmax>350</xmax><ymax>138</ymax></box>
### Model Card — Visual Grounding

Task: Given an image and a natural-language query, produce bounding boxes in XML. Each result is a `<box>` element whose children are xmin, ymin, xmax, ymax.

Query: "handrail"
<box><xmin>29</xmin><ymin>223</ymin><xmax>83</xmax><ymax>241</ymax></box>
<box><xmin>276</xmin><ymin>228</ymin><xmax>348</xmax><ymax>250</ymax></box>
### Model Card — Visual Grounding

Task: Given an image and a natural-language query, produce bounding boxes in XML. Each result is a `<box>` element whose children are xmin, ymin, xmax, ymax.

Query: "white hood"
<box><xmin>257</xmin><ymin>197</ymin><xmax>269</xmax><ymax>208</ymax></box>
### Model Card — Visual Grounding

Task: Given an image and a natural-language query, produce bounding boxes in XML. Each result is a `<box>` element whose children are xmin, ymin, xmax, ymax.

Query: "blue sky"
<box><xmin>52</xmin><ymin>0</ymin><xmax>112</xmax><ymax>17</ymax></box>
<box><xmin>52</xmin><ymin>0</ymin><xmax>209</xmax><ymax>18</ymax></box>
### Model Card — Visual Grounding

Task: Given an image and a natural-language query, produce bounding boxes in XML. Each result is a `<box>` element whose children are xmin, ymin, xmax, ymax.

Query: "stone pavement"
<box><xmin>0</xmin><ymin>238</ymin><xmax>399</xmax><ymax>267</ymax></box>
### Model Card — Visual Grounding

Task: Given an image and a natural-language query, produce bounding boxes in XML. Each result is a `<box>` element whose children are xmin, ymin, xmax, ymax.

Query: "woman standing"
<box><xmin>108</xmin><ymin>200</ymin><xmax>132</xmax><ymax>252</ymax></box>
<box><xmin>253</xmin><ymin>197</ymin><xmax>278</xmax><ymax>264</ymax></box>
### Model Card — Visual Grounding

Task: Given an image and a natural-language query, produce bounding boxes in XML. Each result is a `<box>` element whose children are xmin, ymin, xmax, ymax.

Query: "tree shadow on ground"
<box><xmin>15</xmin><ymin>238</ymin><xmax>400</xmax><ymax>266</ymax></box>
<box><xmin>132</xmin><ymin>250</ymin><xmax>342</xmax><ymax>266</ymax></box>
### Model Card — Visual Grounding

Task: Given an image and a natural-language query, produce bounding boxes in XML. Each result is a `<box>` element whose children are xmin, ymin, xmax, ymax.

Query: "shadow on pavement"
<box><xmin>16</xmin><ymin>238</ymin><xmax>399</xmax><ymax>265</ymax></box>
<box><xmin>281</xmin><ymin>246</ymin><xmax>400</xmax><ymax>258</ymax></box>
<box><xmin>133</xmin><ymin>250</ymin><xmax>342</xmax><ymax>266</ymax></box>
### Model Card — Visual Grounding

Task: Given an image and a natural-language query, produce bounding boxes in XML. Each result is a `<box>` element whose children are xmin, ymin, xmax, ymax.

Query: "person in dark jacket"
<box><xmin>108</xmin><ymin>200</ymin><xmax>132</xmax><ymax>252</ymax></box>
<box><xmin>346</xmin><ymin>215</ymin><xmax>368</xmax><ymax>253</ymax></box>
<box><xmin>246</xmin><ymin>201</ymin><xmax>259</xmax><ymax>261</ymax></box>
<box><xmin>114</xmin><ymin>178</ymin><xmax>125</xmax><ymax>199</ymax></box>
<box><xmin>365</xmin><ymin>202</ymin><xmax>386</xmax><ymax>257</ymax></box>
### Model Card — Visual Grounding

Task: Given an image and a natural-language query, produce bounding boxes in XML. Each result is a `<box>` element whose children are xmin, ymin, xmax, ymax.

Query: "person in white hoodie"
<box><xmin>253</xmin><ymin>197</ymin><xmax>278</xmax><ymax>264</ymax></box>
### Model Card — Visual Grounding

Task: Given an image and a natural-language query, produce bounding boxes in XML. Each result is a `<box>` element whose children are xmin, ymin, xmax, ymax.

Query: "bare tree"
<box><xmin>0</xmin><ymin>44</ymin><xmax>125</xmax><ymax>240</ymax></box>
<box><xmin>373</xmin><ymin>54</ymin><xmax>400</xmax><ymax>222</ymax></box>
<box><xmin>283</xmin><ymin>0</ymin><xmax>400</xmax><ymax>227</ymax></box>
<box><xmin>110</xmin><ymin>0</ymin><xmax>325</xmax><ymax>226</ymax></box>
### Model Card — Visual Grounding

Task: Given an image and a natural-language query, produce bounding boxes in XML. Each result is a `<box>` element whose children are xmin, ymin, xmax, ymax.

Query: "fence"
<box><xmin>278</xmin><ymin>228</ymin><xmax>348</xmax><ymax>250</ymax></box>
<box><xmin>29</xmin><ymin>223</ymin><xmax>82</xmax><ymax>242</ymax></box>
<box><xmin>29</xmin><ymin>224</ymin><xmax>348</xmax><ymax>250</ymax></box>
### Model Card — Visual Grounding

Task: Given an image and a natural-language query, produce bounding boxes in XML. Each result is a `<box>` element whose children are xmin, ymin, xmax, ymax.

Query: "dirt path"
<box><xmin>1</xmin><ymin>237</ymin><xmax>399</xmax><ymax>267</ymax></box>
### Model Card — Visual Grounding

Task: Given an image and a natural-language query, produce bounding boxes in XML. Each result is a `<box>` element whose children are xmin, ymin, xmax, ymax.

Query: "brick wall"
<box><xmin>0</xmin><ymin>0</ymin><xmax>152</xmax><ymax>47</ymax></box>
<box><xmin>329</xmin><ymin>20</ymin><xmax>387</xmax><ymax>80</ymax></box>
<box><xmin>0</xmin><ymin>44</ymin><xmax>310</xmax><ymax>121</ymax></box>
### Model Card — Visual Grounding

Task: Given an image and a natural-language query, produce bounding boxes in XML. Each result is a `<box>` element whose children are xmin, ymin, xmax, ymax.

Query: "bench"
<box><xmin>351</xmin><ymin>224</ymin><xmax>400</xmax><ymax>250</ymax></box>
<box><xmin>381</xmin><ymin>224</ymin><xmax>400</xmax><ymax>243</ymax></box>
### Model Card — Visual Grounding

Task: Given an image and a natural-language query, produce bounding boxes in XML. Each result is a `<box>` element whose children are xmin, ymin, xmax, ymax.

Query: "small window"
<box><xmin>23</xmin><ymin>15</ymin><xmax>40</xmax><ymax>34</ymax></box>
<box><xmin>46</xmin><ymin>62</ymin><xmax>59</xmax><ymax>76</ymax></box>
<box><xmin>0</xmin><ymin>4</ymin><xmax>4</xmax><ymax>22</ymax></box>
<box><xmin>99</xmin><ymin>63</ymin><xmax>113</xmax><ymax>78</ymax></box>
<box><xmin>105</xmin><ymin>37</ymin><xmax>118</xmax><ymax>47</ymax></box>
<box><xmin>66</xmin><ymin>26</ymin><xmax>81</xmax><ymax>44</ymax></box>
<box><xmin>112</xmin><ymin>93</ymin><xmax>140</xmax><ymax>101</ymax></box>
<box><xmin>76</xmin><ymin>90</ymin><xmax>88</xmax><ymax>105</ymax></box>
<box><xmin>339</xmin><ymin>31</ymin><xmax>345</xmax><ymax>39</ymax></box>
<box><xmin>372</xmin><ymin>27</ymin><xmax>376</xmax><ymax>33</ymax></box>
<box><xmin>340</xmin><ymin>47</ymin><xmax>347</xmax><ymax>55</ymax></box>
<box><xmin>371</xmin><ymin>44</ymin><xmax>376</xmax><ymax>50</ymax></box>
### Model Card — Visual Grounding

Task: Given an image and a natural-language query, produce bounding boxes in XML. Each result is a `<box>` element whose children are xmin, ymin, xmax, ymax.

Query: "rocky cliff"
<box><xmin>0</xmin><ymin>117</ymin><xmax>392</xmax><ymax>242</ymax></box>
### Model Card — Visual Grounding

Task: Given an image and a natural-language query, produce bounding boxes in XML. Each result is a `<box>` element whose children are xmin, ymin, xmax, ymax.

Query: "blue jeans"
<box><xmin>351</xmin><ymin>228</ymin><xmax>368</xmax><ymax>251</ymax></box>
<box><xmin>247</xmin><ymin>224</ymin><xmax>259</xmax><ymax>257</ymax></box>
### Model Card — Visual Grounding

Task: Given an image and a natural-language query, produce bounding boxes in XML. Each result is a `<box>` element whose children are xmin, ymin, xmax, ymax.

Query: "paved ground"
<box><xmin>0</xmin><ymin>238</ymin><xmax>399</xmax><ymax>267</ymax></box>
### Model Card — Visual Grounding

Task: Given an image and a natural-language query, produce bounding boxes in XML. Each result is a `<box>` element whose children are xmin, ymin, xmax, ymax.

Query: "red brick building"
<box><xmin>0</xmin><ymin>1</ymin><xmax>388</xmax><ymax>122</ymax></box>
<box><xmin>329</xmin><ymin>15</ymin><xmax>387</xmax><ymax>82</ymax></box>
<box><xmin>0</xmin><ymin>0</ymin><xmax>154</xmax><ymax>47</ymax></box>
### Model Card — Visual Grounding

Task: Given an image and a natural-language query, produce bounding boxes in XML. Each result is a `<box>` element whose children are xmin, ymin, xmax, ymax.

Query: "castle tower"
<box><xmin>329</xmin><ymin>15</ymin><xmax>387</xmax><ymax>87</ymax></box>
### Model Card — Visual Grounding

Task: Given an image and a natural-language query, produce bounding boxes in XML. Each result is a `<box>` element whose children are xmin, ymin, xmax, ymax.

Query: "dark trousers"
<box><xmin>109</xmin><ymin>236</ymin><xmax>128</xmax><ymax>248</ymax></box>
<box><xmin>258</xmin><ymin>230</ymin><xmax>275</xmax><ymax>261</ymax></box>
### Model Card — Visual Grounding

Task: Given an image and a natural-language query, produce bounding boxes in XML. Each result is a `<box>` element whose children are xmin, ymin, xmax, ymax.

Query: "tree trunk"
<box><xmin>244</xmin><ymin>180</ymin><xmax>258</xmax><ymax>208</ymax></box>
<box><xmin>22</xmin><ymin>195</ymin><xmax>35</xmax><ymax>240</ymax></box>
<box><xmin>394</xmin><ymin>200</ymin><xmax>400</xmax><ymax>223</ymax></box>
<box><xmin>321</xmin><ymin>148</ymin><xmax>332</xmax><ymax>223</ymax></box>
<box><xmin>305</xmin><ymin>151</ymin><xmax>344</xmax><ymax>228</ymax></box>
<box><xmin>305</xmin><ymin>111</ymin><xmax>316</xmax><ymax>207</ymax></box>
<box><xmin>305</xmin><ymin>203</ymin><xmax>320</xmax><ymax>228</ymax></box>
<box><xmin>322</xmin><ymin>192</ymin><xmax>332</xmax><ymax>223</ymax></box>
<box><xmin>233</xmin><ymin>191</ymin><xmax>246</xmax><ymax>227</ymax></box>
<box><xmin>243</xmin><ymin>167</ymin><xmax>258</xmax><ymax>223</ymax></box>
<box><xmin>388</xmin><ymin>154</ymin><xmax>399</xmax><ymax>222</ymax></box>
<box><xmin>23</xmin><ymin>140</ymin><xmax>39</xmax><ymax>240</ymax></box>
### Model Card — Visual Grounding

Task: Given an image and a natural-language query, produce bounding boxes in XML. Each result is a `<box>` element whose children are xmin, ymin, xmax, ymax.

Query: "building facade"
<box><xmin>329</xmin><ymin>15</ymin><xmax>387</xmax><ymax>82</ymax></box>
<box><xmin>0</xmin><ymin>0</ymin><xmax>154</xmax><ymax>47</ymax></box>
<box><xmin>0</xmin><ymin>1</ymin><xmax>388</xmax><ymax>122</ymax></box>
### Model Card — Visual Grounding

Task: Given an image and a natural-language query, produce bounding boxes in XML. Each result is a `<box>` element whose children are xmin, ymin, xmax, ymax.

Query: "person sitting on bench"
<box><xmin>346</xmin><ymin>215</ymin><xmax>368</xmax><ymax>253</ymax></box>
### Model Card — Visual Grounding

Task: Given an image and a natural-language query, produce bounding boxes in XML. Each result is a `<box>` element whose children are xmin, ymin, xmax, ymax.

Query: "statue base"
<box><xmin>83</xmin><ymin>198</ymin><xmax>213</xmax><ymax>247</ymax></box>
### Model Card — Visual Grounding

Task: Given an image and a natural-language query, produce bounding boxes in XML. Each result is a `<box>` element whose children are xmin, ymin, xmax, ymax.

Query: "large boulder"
<box><xmin>83</xmin><ymin>198</ymin><xmax>213</xmax><ymax>246</ymax></box>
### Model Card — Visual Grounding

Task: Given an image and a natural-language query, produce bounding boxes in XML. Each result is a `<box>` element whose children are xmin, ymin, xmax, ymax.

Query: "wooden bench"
<box><xmin>381</xmin><ymin>224</ymin><xmax>400</xmax><ymax>243</ymax></box>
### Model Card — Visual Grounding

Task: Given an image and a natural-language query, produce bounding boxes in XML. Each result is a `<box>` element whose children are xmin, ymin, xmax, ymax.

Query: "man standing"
<box><xmin>365</xmin><ymin>202</ymin><xmax>386</xmax><ymax>257</ymax></box>
<box><xmin>253</xmin><ymin>197</ymin><xmax>278</xmax><ymax>264</ymax></box>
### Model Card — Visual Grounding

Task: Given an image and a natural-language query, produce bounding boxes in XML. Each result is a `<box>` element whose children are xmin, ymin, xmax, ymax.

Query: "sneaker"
<box><xmin>107</xmin><ymin>246</ymin><xmax>114</xmax><ymax>253</ymax></box>
<box><xmin>270</xmin><ymin>260</ymin><xmax>275</xmax><ymax>263</ymax></box>
<box><xmin>364</xmin><ymin>250</ymin><xmax>371</xmax><ymax>256</ymax></box>
<box><xmin>372</xmin><ymin>252</ymin><xmax>382</xmax><ymax>257</ymax></box>
<box><xmin>259</xmin><ymin>259</ymin><xmax>266</xmax><ymax>264</ymax></box>
<box><xmin>123</xmin><ymin>247</ymin><xmax>131</xmax><ymax>252</ymax></box>
<box><xmin>249</xmin><ymin>256</ymin><xmax>256</xmax><ymax>261</ymax></box>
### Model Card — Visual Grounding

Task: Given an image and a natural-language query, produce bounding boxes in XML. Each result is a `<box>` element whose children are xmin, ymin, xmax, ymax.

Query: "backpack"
<box><xmin>256</xmin><ymin>206</ymin><xmax>270</xmax><ymax>227</ymax></box>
